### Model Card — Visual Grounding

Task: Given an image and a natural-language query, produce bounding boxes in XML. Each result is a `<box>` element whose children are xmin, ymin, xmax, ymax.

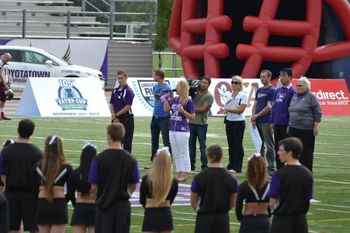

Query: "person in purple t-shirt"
<box><xmin>164</xmin><ymin>80</ymin><xmax>195</xmax><ymax>182</ymax></box>
<box><xmin>270</xmin><ymin>68</ymin><xmax>296</xmax><ymax>169</ymax></box>
<box><xmin>109</xmin><ymin>70</ymin><xmax>135</xmax><ymax>153</ymax></box>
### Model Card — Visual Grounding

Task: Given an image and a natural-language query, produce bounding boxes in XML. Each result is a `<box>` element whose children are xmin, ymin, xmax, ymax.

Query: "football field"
<box><xmin>1</xmin><ymin>116</ymin><xmax>349</xmax><ymax>233</ymax></box>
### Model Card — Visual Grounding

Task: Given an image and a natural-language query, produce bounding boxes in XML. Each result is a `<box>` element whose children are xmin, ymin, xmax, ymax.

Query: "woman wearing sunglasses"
<box><xmin>217</xmin><ymin>75</ymin><xmax>248</xmax><ymax>173</ymax></box>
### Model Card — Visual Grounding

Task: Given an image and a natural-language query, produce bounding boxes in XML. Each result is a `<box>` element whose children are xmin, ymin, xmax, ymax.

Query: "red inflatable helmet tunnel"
<box><xmin>168</xmin><ymin>0</ymin><xmax>350</xmax><ymax>79</ymax></box>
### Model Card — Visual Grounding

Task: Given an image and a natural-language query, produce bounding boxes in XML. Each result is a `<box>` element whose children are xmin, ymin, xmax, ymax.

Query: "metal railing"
<box><xmin>0</xmin><ymin>9</ymin><xmax>155</xmax><ymax>40</ymax></box>
<box><xmin>153</xmin><ymin>51</ymin><xmax>183</xmax><ymax>77</ymax></box>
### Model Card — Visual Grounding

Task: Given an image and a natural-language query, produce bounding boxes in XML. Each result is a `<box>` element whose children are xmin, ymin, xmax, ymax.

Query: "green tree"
<box><xmin>155</xmin><ymin>0</ymin><xmax>172</xmax><ymax>51</ymax></box>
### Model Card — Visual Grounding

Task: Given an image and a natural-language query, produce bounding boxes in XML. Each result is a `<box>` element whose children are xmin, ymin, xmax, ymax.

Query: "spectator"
<box><xmin>0</xmin><ymin>139</ymin><xmax>14</xmax><ymax>192</ymax></box>
<box><xmin>1</xmin><ymin>119</ymin><xmax>42</xmax><ymax>233</ymax></box>
<box><xmin>270</xmin><ymin>68</ymin><xmax>296</xmax><ymax>169</ymax></box>
<box><xmin>191</xmin><ymin>144</ymin><xmax>238</xmax><ymax>233</ymax></box>
<box><xmin>189</xmin><ymin>76</ymin><xmax>214</xmax><ymax>171</ymax></box>
<box><xmin>109</xmin><ymin>70</ymin><xmax>135</xmax><ymax>153</ymax></box>
<box><xmin>0</xmin><ymin>192</ymin><xmax>9</xmax><ymax>233</ymax></box>
<box><xmin>164</xmin><ymin>80</ymin><xmax>195</xmax><ymax>182</ymax></box>
<box><xmin>217</xmin><ymin>75</ymin><xmax>247</xmax><ymax>173</ymax></box>
<box><xmin>235</xmin><ymin>154</ymin><xmax>270</xmax><ymax>233</ymax></box>
<box><xmin>269</xmin><ymin>137</ymin><xmax>313</xmax><ymax>233</ymax></box>
<box><xmin>0</xmin><ymin>139</ymin><xmax>13</xmax><ymax>233</ymax></box>
<box><xmin>139</xmin><ymin>147</ymin><xmax>178</xmax><ymax>233</ymax></box>
<box><xmin>88</xmin><ymin>123</ymin><xmax>139</xmax><ymax>233</ymax></box>
<box><xmin>0</xmin><ymin>53</ymin><xmax>12</xmax><ymax>120</ymax></box>
<box><xmin>288</xmin><ymin>77</ymin><xmax>322</xmax><ymax>172</ymax></box>
<box><xmin>67</xmin><ymin>142</ymin><xmax>97</xmax><ymax>233</ymax></box>
<box><xmin>251</xmin><ymin>69</ymin><xmax>276</xmax><ymax>175</ymax></box>
<box><xmin>32</xmin><ymin>135</ymin><xmax>72</xmax><ymax>233</ymax></box>
<box><xmin>147</xmin><ymin>69</ymin><xmax>173</xmax><ymax>169</ymax></box>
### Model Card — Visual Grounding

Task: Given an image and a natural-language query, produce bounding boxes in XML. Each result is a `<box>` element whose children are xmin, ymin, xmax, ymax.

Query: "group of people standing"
<box><xmin>106</xmin><ymin>67</ymin><xmax>320</xmax><ymax>233</ymax></box>
<box><xmin>0</xmin><ymin>66</ymin><xmax>321</xmax><ymax>233</ymax></box>
<box><xmin>0</xmin><ymin>119</ymin><xmax>140</xmax><ymax>233</ymax></box>
<box><xmin>220</xmin><ymin>67</ymin><xmax>322</xmax><ymax>174</ymax></box>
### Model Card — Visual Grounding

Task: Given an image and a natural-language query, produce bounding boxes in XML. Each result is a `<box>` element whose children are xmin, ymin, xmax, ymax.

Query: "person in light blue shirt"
<box><xmin>147</xmin><ymin>70</ymin><xmax>174</xmax><ymax>168</ymax></box>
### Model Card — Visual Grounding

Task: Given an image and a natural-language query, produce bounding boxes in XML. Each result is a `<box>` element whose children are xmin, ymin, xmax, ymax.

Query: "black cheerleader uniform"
<box><xmin>139</xmin><ymin>175</ymin><xmax>178</xmax><ymax>232</ymax></box>
<box><xmin>33</xmin><ymin>163</ymin><xmax>72</xmax><ymax>225</ymax></box>
<box><xmin>235</xmin><ymin>181</ymin><xmax>270</xmax><ymax>233</ymax></box>
<box><xmin>67</xmin><ymin>168</ymin><xmax>95</xmax><ymax>226</ymax></box>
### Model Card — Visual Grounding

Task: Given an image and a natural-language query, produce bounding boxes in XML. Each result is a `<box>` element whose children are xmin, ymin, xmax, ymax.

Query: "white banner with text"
<box><xmin>16</xmin><ymin>77</ymin><xmax>110</xmax><ymax>117</ymax></box>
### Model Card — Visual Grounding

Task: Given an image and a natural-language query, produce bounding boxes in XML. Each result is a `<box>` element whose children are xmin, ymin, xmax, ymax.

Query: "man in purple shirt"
<box><xmin>89</xmin><ymin>123</ymin><xmax>139</xmax><ymax>233</ymax></box>
<box><xmin>109</xmin><ymin>70</ymin><xmax>135</xmax><ymax>153</ymax></box>
<box><xmin>270</xmin><ymin>68</ymin><xmax>296</xmax><ymax>169</ymax></box>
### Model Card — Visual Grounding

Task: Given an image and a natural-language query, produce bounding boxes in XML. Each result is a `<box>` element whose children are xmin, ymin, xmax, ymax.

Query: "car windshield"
<box><xmin>46</xmin><ymin>51</ymin><xmax>70</xmax><ymax>65</ymax></box>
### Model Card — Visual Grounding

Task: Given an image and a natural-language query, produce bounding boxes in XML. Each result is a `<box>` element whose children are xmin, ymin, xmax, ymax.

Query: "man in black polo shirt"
<box><xmin>1</xmin><ymin>119</ymin><xmax>42</xmax><ymax>233</ymax></box>
<box><xmin>269</xmin><ymin>137</ymin><xmax>313</xmax><ymax>233</ymax></box>
<box><xmin>190</xmin><ymin>144</ymin><xmax>238</xmax><ymax>233</ymax></box>
<box><xmin>89</xmin><ymin>123</ymin><xmax>139</xmax><ymax>233</ymax></box>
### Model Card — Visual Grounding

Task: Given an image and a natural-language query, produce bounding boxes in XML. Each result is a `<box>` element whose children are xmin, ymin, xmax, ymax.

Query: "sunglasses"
<box><xmin>231</xmin><ymin>81</ymin><xmax>240</xmax><ymax>85</ymax></box>
<box><xmin>296</xmin><ymin>84</ymin><xmax>304</xmax><ymax>87</ymax></box>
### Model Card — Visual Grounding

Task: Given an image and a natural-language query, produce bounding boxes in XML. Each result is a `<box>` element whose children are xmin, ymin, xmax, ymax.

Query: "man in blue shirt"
<box><xmin>146</xmin><ymin>69</ymin><xmax>173</xmax><ymax>168</ymax></box>
<box><xmin>109</xmin><ymin>70</ymin><xmax>135</xmax><ymax>153</ymax></box>
<box><xmin>251</xmin><ymin>70</ymin><xmax>276</xmax><ymax>174</ymax></box>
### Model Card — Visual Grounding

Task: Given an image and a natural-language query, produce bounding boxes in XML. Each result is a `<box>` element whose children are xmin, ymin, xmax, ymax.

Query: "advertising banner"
<box><xmin>292</xmin><ymin>79</ymin><xmax>350</xmax><ymax>116</ymax></box>
<box><xmin>130</xmin><ymin>78</ymin><xmax>350</xmax><ymax>117</ymax></box>
<box><xmin>16</xmin><ymin>77</ymin><xmax>110</xmax><ymax>117</ymax></box>
<box><xmin>129</xmin><ymin>78</ymin><xmax>259</xmax><ymax>117</ymax></box>
<box><xmin>0</xmin><ymin>39</ymin><xmax>108</xmax><ymax>79</ymax></box>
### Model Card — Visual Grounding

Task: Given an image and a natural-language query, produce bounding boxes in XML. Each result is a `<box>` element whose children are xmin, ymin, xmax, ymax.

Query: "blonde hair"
<box><xmin>147</xmin><ymin>149</ymin><xmax>173</xmax><ymax>207</ymax></box>
<box><xmin>176</xmin><ymin>80</ymin><xmax>190</xmax><ymax>104</ymax></box>
<box><xmin>232</xmin><ymin>75</ymin><xmax>244</xmax><ymax>92</ymax></box>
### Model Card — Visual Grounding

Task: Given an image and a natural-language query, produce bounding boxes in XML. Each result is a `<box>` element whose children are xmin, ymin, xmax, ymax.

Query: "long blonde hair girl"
<box><xmin>147</xmin><ymin>148</ymin><xmax>173</xmax><ymax>206</ymax></box>
<box><xmin>40</xmin><ymin>135</ymin><xmax>66</xmax><ymax>202</ymax></box>
<box><xmin>176</xmin><ymin>80</ymin><xmax>190</xmax><ymax>104</ymax></box>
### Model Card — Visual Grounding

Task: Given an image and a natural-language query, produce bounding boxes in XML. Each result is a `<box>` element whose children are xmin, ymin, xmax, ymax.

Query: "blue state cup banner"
<box><xmin>16</xmin><ymin>77</ymin><xmax>110</xmax><ymax>117</ymax></box>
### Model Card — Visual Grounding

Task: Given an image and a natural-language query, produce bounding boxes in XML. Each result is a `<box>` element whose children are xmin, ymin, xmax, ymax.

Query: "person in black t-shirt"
<box><xmin>139</xmin><ymin>147</ymin><xmax>178</xmax><ymax>233</ymax></box>
<box><xmin>67</xmin><ymin>142</ymin><xmax>97</xmax><ymax>233</ymax></box>
<box><xmin>269</xmin><ymin>137</ymin><xmax>313</xmax><ymax>233</ymax></box>
<box><xmin>0</xmin><ymin>139</ymin><xmax>15</xmax><ymax>233</ymax></box>
<box><xmin>88</xmin><ymin>123</ymin><xmax>139</xmax><ymax>233</ymax></box>
<box><xmin>235</xmin><ymin>154</ymin><xmax>270</xmax><ymax>233</ymax></box>
<box><xmin>0</xmin><ymin>139</ymin><xmax>15</xmax><ymax>192</ymax></box>
<box><xmin>1</xmin><ymin>119</ymin><xmax>42</xmax><ymax>233</ymax></box>
<box><xmin>191</xmin><ymin>144</ymin><xmax>239</xmax><ymax>233</ymax></box>
<box><xmin>32</xmin><ymin>135</ymin><xmax>73</xmax><ymax>233</ymax></box>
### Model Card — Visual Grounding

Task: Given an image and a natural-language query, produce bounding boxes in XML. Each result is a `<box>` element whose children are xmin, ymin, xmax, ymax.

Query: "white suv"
<box><xmin>0</xmin><ymin>45</ymin><xmax>105</xmax><ymax>91</ymax></box>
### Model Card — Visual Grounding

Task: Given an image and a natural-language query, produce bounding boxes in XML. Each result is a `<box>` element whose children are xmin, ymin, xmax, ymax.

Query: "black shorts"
<box><xmin>271</xmin><ymin>214</ymin><xmax>308</xmax><ymax>233</ymax></box>
<box><xmin>36</xmin><ymin>198</ymin><xmax>68</xmax><ymax>225</ymax></box>
<box><xmin>195</xmin><ymin>213</ymin><xmax>230</xmax><ymax>233</ymax></box>
<box><xmin>239</xmin><ymin>214</ymin><xmax>270</xmax><ymax>233</ymax></box>
<box><xmin>5</xmin><ymin>192</ymin><xmax>38</xmax><ymax>231</ymax></box>
<box><xmin>71</xmin><ymin>203</ymin><xmax>95</xmax><ymax>226</ymax></box>
<box><xmin>0</xmin><ymin>82</ymin><xmax>5</xmax><ymax>102</ymax></box>
<box><xmin>95</xmin><ymin>200</ymin><xmax>130</xmax><ymax>233</ymax></box>
<box><xmin>142</xmin><ymin>207</ymin><xmax>173</xmax><ymax>231</ymax></box>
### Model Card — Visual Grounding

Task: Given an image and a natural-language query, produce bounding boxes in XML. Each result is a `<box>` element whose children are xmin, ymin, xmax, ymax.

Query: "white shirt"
<box><xmin>224</xmin><ymin>91</ymin><xmax>248</xmax><ymax>121</ymax></box>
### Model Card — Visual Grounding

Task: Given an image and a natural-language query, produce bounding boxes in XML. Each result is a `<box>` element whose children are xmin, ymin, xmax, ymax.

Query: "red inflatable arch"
<box><xmin>168</xmin><ymin>0</ymin><xmax>350</xmax><ymax>79</ymax></box>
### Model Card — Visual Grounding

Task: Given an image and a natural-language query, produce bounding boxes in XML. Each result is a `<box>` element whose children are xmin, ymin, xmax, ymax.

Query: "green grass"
<box><xmin>152</xmin><ymin>52</ymin><xmax>184</xmax><ymax>77</ymax></box>
<box><xmin>1</xmin><ymin>116</ymin><xmax>350</xmax><ymax>233</ymax></box>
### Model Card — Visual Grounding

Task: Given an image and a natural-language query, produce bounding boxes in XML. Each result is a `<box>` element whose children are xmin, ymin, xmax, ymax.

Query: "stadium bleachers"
<box><xmin>0</xmin><ymin>0</ymin><xmax>116</xmax><ymax>38</ymax></box>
